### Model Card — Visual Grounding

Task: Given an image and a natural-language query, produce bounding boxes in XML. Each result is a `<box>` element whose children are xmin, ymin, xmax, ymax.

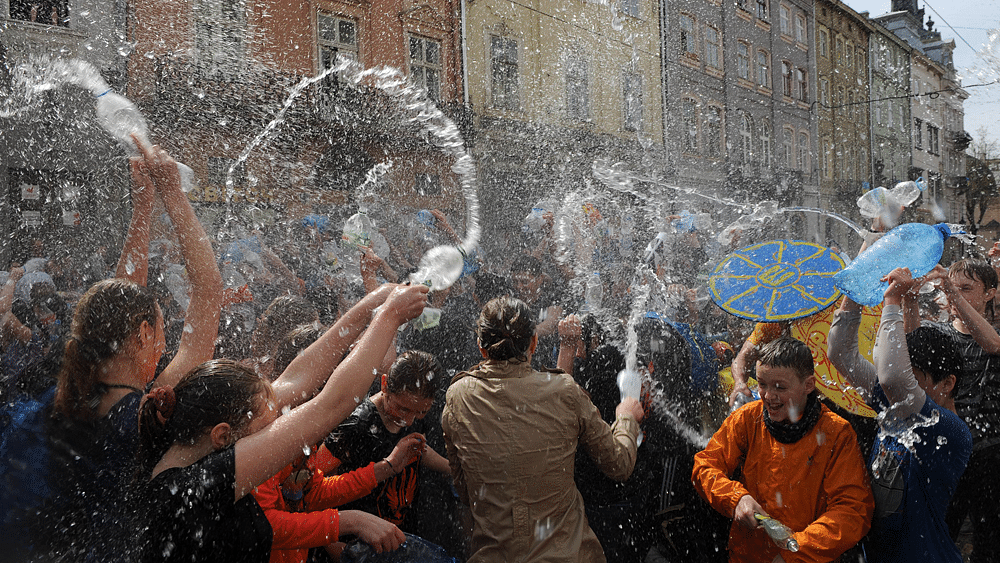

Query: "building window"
<box><xmin>845</xmin><ymin>41</ymin><xmax>853</xmax><ymax>68</ymax></box>
<box><xmin>756</xmin><ymin>0</ymin><xmax>768</xmax><ymax>20</ymax></box>
<box><xmin>760</xmin><ymin>119</ymin><xmax>772</xmax><ymax>168</ymax></box>
<box><xmin>705</xmin><ymin>106</ymin><xmax>723</xmax><ymax>157</ymax></box>
<box><xmin>705</xmin><ymin>26</ymin><xmax>722</xmax><ymax>70</ymax></box>
<box><xmin>898</xmin><ymin>105</ymin><xmax>905</xmax><ymax>132</ymax></box>
<box><xmin>928</xmin><ymin>125</ymin><xmax>940</xmax><ymax>154</ymax></box>
<box><xmin>9</xmin><ymin>0</ymin><xmax>69</xmax><ymax>26</ymax></box>
<box><xmin>836</xmin><ymin>37</ymin><xmax>844</xmax><ymax>64</ymax></box>
<box><xmin>781</xmin><ymin>61</ymin><xmax>792</xmax><ymax>97</ymax></box>
<box><xmin>491</xmin><ymin>35</ymin><xmax>519</xmax><ymax>110</ymax></box>
<box><xmin>565</xmin><ymin>52</ymin><xmax>589</xmax><ymax>120</ymax></box>
<box><xmin>739</xmin><ymin>114</ymin><xmax>753</xmax><ymax>165</ymax></box>
<box><xmin>886</xmin><ymin>99</ymin><xmax>893</xmax><ymax>128</ymax></box>
<box><xmin>736</xmin><ymin>0</ymin><xmax>749</xmax><ymax>10</ymax></box>
<box><xmin>738</xmin><ymin>42</ymin><xmax>751</xmax><ymax>81</ymax></box>
<box><xmin>680</xmin><ymin>14</ymin><xmax>697</xmax><ymax>57</ymax></box>
<box><xmin>857</xmin><ymin>46</ymin><xmax>865</xmax><ymax>69</ymax></box>
<box><xmin>820</xmin><ymin>78</ymin><xmax>829</xmax><ymax>106</ymax></box>
<box><xmin>822</xmin><ymin>137</ymin><xmax>833</xmax><ymax>179</ymax></box>
<box><xmin>797</xmin><ymin>132</ymin><xmax>809</xmax><ymax>172</ymax></box>
<box><xmin>756</xmin><ymin>50</ymin><xmax>770</xmax><ymax>88</ymax></box>
<box><xmin>795</xmin><ymin>68</ymin><xmax>807</xmax><ymax>102</ymax></box>
<box><xmin>683</xmin><ymin>98</ymin><xmax>699</xmax><ymax>153</ymax></box>
<box><xmin>409</xmin><ymin>36</ymin><xmax>441</xmax><ymax>100</ymax></box>
<box><xmin>847</xmin><ymin>90</ymin><xmax>854</xmax><ymax>119</ymax></box>
<box><xmin>779</xmin><ymin>5</ymin><xmax>791</xmax><ymax>36</ymax></box>
<box><xmin>819</xmin><ymin>28</ymin><xmax>828</xmax><ymax>58</ymax></box>
<box><xmin>794</xmin><ymin>14</ymin><xmax>806</xmax><ymax>43</ymax></box>
<box><xmin>198</xmin><ymin>0</ymin><xmax>247</xmax><ymax>78</ymax></box>
<box><xmin>623</xmin><ymin>72</ymin><xmax>643</xmax><ymax>131</ymax></box>
<box><xmin>914</xmin><ymin>118</ymin><xmax>922</xmax><ymax>149</ymax></box>
<box><xmin>620</xmin><ymin>0</ymin><xmax>639</xmax><ymax>17</ymax></box>
<box><xmin>782</xmin><ymin>127</ymin><xmax>794</xmax><ymax>168</ymax></box>
<box><xmin>318</xmin><ymin>13</ymin><xmax>358</xmax><ymax>70</ymax></box>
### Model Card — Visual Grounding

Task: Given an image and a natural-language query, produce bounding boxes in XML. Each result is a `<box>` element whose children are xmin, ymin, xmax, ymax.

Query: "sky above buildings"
<box><xmin>844</xmin><ymin>0</ymin><xmax>1000</xmax><ymax>147</ymax></box>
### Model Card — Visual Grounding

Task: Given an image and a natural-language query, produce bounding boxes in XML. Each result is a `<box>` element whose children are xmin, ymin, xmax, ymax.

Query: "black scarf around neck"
<box><xmin>763</xmin><ymin>392</ymin><xmax>822</xmax><ymax>444</ymax></box>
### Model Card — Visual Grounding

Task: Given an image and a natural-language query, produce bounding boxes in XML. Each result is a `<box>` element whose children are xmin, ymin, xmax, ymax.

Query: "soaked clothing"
<box><xmin>923</xmin><ymin>321</ymin><xmax>1000</xmax><ymax>451</ymax></box>
<box><xmin>252</xmin><ymin>457</ymin><xmax>378</xmax><ymax>563</ymax></box>
<box><xmin>692</xmin><ymin>402</ymin><xmax>874</xmax><ymax>563</ymax></box>
<box><xmin>442</xmin><ymin>359</ymin><xmax>640</xmax><ymax>563</ymax></box>
<box><xmin>135</xmin><ymin>446</ymin><xmax>272</xmax><ymax>563</ymax></box>
<box><xmin>324</xmin><ymin>398</ymin><xmax>427</xmax><ymax>528</ymax></box>
<box><xmin>829</xmin><ymin>307</ymin><xmax>971</xmax><ymax>563</ymax></box>
<box><xmin>866</xmin><ymin>387</ymin><xmax>970</xmax><ymax>563</ymax></box>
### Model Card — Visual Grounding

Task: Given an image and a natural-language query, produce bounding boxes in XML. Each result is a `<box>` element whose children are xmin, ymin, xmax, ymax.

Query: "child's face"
<box><xmin>381</xmin><ymin>391</ymin><xmax>434</xmax><ymax>429</ymax></box>
<box><xmin>756</xmin><ymin>362</ymin><xmax>815</xmax><ymax>424</ymax></box>
<box><xmin>949</xmin><ymin>270</ymin><xmax>995</xmax><ymax>316</ymax></box>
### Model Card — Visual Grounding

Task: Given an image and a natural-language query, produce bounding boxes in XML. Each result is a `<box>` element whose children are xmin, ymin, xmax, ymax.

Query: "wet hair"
<box><xmin>249</xmin><ymin>295</ymin><xmax>319</xmax><ymax>359</ymax></box>
<box><xmin>385</xmin><ymin>350</ymin><xmax>442</xmax><ymax>399</ymax></box>
<box><xmin>271</xmin><ymin>323</ymin><xmax>325</xmax><ymax>378</ymax></box>
<box><xmin>906</xmin><ymin>327</ymin><xmax>962</xmax><ymax>398</ymax></box>
<box><xmin>54</xmin><ymin>279</ymin><xmax>159</xmax><ymax>421</ymax></box>
<box><xmin>138</xmin><ymin>359</ymin><xmax>268</xmax><ymax>473</ymax></box>
<box><xmin>476</xmin><ymin>296</ymin><xmax>536</xmax><ymax>362</ymax></box>
<box><xmin>756</xmin><ymin>336</ymin><xmax>813</xmax><ymax>381</ymax></box>
<box><xmin>949</xmin><ymin>258</ymin><xmax>998</xmax><ymax>321</ymax></box>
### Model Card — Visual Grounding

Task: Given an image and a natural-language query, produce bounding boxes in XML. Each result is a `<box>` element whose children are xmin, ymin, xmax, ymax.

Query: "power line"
<box><xmin>922</xmin><ymin>0</ymin><xmax>982</xmax><ymax>55</ymax></box>
<box><xmin>813</xmin><ymin>80</ymin><xmax>998</xmax><ymax>111</ymax></box>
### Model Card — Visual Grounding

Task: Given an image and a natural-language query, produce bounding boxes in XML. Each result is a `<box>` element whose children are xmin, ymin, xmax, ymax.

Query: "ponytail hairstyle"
<box><xmin>138</xmin><ymin>359</ymin><xmax>268</xmax><ymax>474</ymax></box>
<box><xmin>476</xmin><ymin>296</ymin><xmax>536</xmax><ymax>362</ymax></box>
<box><xmin>54</xmin><ymin>278</ymin><xmax>158</xmax><ymax>421</ymax></box>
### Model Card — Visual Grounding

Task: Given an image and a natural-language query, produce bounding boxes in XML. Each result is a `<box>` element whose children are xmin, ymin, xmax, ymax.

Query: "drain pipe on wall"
<box><xmin>461</xmin><ymin>0</ymin><xmax>470</xmax><ymax>106</ymax></box>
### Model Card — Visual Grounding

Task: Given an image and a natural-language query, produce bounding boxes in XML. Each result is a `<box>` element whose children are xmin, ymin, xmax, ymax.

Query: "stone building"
<box><xmin>462</xmin><ymin>0</ymin><xmax>664</xmax><ymax>252</ymax></box>
<box><xmin>661</xmin><ymin>0</ymin><xmax>816</xmax><ymax>237</ymax></box>
<box><xmin>1</xmin><ymin>0</ymin><xmax>130</xmax><ymax>266</ymax></box>
<box><xmin>814</xmin><ymin>0</ymin><xmax>871</xmax><ymax>246</ymax></box>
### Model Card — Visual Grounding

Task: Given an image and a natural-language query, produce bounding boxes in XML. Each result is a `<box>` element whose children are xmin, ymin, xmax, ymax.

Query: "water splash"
<box><xmin>224</xmin><ymin>55</ymin><xmax>480</xmax><ymax>291</ymax></box>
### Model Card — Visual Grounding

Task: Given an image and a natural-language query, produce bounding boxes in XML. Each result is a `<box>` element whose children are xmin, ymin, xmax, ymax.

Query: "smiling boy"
<box><xmin>692</xmin><ymin>337</ymin><xmax>874</xmax><ymax>563</ymax></box>
<box><xmin>323</xmin><ymin>350</ymin><xmax>451</xmax><ymax>529</ymax></box>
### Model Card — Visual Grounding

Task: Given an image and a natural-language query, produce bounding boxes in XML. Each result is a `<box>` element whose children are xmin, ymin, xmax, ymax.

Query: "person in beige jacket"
<box><xmin>442</xmin><ymin>296</ymin><xmax>645</xmax><ymax>563</ymax></box>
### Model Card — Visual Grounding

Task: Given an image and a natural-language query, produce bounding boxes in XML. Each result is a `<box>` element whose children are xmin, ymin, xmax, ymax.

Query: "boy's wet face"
<box><xmin>950</xmin><ymin>271</ymin><xmax>995</xmax><ymax>316</ymax></box>
<box><xmin>756</xmin><ymin>363</ymin><xmax>815</xmax><ymax>424</ymax></box>
<box><xmin>382</xmin><ymin>391</ymin><xmax>434</xmax><ymax>429</ymax></box>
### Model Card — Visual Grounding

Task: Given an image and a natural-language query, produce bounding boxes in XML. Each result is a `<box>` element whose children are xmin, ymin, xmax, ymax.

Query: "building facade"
<box><xmin>463</xmin><ymin>0</ymin><xmax>664</xmax><ymax>249</ymax></box>
<box><xmin>1</xmin><ymin>0</ymin><xmax>131</xmax><ymax>266</ymax></box>
<box><xmin>128</xmin><ymin>0</ymin><xmax>468</xmax><ymax>231</ymax></box>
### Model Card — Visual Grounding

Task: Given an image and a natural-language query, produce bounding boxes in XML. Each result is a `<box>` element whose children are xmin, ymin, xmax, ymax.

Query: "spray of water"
<box><xmin>218</xmin><ymin>55</ymin><xmax>480</xmax><ymax>290</ymax></box>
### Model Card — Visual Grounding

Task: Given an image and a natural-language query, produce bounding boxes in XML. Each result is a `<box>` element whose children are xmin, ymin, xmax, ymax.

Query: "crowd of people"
<box><xmin>0</xmin><ymin>140</ymin><xmax>998</xmax><ymax>563</ymax></box>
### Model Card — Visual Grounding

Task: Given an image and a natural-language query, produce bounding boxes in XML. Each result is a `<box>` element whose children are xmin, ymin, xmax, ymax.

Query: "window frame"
<box><xmin>490</xmin><ymin>34</ymin><xmax>520</xmax><ymax>111</ymax></box>
<box><xmin>756</xmin><ymin>49</ymin><xmax>771</xmax><ymax>89</ymax></box>
<box><xmin>408</xmin><ymin>35</ymin><xmax>442</xmax><ymax>101</ymax></box>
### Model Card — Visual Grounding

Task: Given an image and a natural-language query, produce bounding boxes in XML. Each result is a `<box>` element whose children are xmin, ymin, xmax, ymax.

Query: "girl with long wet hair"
<box><xmin>132</xmin><ymin>283</ymin><xmax>428</xmax><ymax>563</ymax></box>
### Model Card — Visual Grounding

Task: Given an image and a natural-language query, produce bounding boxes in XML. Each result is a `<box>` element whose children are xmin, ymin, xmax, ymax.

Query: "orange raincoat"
<box><xmin>692</xmin><ymin>401</ymin><xmax>873</xmax><ymax>562</ymax></box>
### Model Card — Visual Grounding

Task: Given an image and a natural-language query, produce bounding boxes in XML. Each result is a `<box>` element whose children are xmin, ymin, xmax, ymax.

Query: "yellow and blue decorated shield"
<box><xmin>708</xmin><ymin>240</ymin><xmax>845</xmax><ymax>322</ymax></box>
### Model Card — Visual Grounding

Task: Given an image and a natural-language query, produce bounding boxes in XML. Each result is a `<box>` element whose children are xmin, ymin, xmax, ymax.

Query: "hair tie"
<box><xmin>148</xmin><ymin>386</ymin><xmax>176</xmax><ymax>423</ymax></box>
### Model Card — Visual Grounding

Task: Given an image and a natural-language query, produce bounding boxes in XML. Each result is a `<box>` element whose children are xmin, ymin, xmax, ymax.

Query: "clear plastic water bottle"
<box><xmin>892</xmin><ymin>179</ymin><xmax>924</xmax><ymax>206</ymax></box>
<box><xmin>584</xmin><ymin>271</ymin><xmax>603</xmax><ymax>312</ymax></box>
<box><xmin>857</xmin><ymin>187</ymin><xmax>899</xmax><ymax>220</ymax></box>
<box><xmin>409</xmin><ymin>245</ymin><xmax>466</xmax><ymax>291</ymax></box>
<box><xmin>341</xmin><ymin>211</ymin><xmax>374</xmax><ymax>251</ymax></box>
<box><xmin>95</xmin><ymin>89</ymin><xmax>195</xmax><ymax>193</ymax></box>
<box><xmin>755</xmin><ymin>514</ymin><xmax>800</xmax><ymax>552</ymax></box>
<box><xmin>617</xmin><ymin>367</ymin><xmax>642</xmax><ymax>401</ymax></box>
<box><xmin>833</xmin><ymin>222</ymin><xmax>952</xmax><ymax>306</ymax></box>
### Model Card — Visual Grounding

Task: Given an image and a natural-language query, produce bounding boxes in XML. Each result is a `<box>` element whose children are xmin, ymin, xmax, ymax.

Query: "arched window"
<box><xmin>682</xmin><ymin>98</ymin><xmax>699</xmax><ymax>153</ymax></box>
<box><xmin>740</xmin><ymin>114</ymin><xmax>753</xmax><ymax>164</ymax></box>
<box><xmin>705</xmin><ymin>106</ymin><xmax>723</xmax><ymax>157</ymax></box>
<box><xmin>797</xmin><ymin>132</ymin><xmax>809</xmax><ymax>171</ymax></box>
<box><xmin>760</xmin><ymin>119</ymin><xmax>772</xmax><ymax>169</ymax></box>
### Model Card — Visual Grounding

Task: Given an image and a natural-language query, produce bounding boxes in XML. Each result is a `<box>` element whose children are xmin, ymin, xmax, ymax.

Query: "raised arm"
<box><xmin>930</xmin><ymin>265</ymin><xmax>1000</xmax><ymax>354</ymax></box>
<box><xmin>270</xmin><ymin>283</ymin><xmax>395</xmax><ymax>411</ymax></box>
<box><xmin>827</xmin><ymin>297</ymin><xmax>876</xmax><ymax>403</ymax></box>
<box><xmin>556</xmin><ymin>314</ymin><xmax>582</xmax><ymax>374</ymax></box>
<box><xmin>234</xmin><ymin>283</ymin><xmax>428</xmax><ymax>500</ymax></box>
<box><xmin>137</xmin><ymin>141</ymin><xmax>224</xmax><ymax>388</ymax></box>
<box><xmin>875</xmin><ymin>268</ymin><xmax>926</xmax><ymax>419</ymax></box>
<box><xmin>114</xmin><ymin>153</ymin><xmax>156</xmax><ymax>285</ymax></box>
